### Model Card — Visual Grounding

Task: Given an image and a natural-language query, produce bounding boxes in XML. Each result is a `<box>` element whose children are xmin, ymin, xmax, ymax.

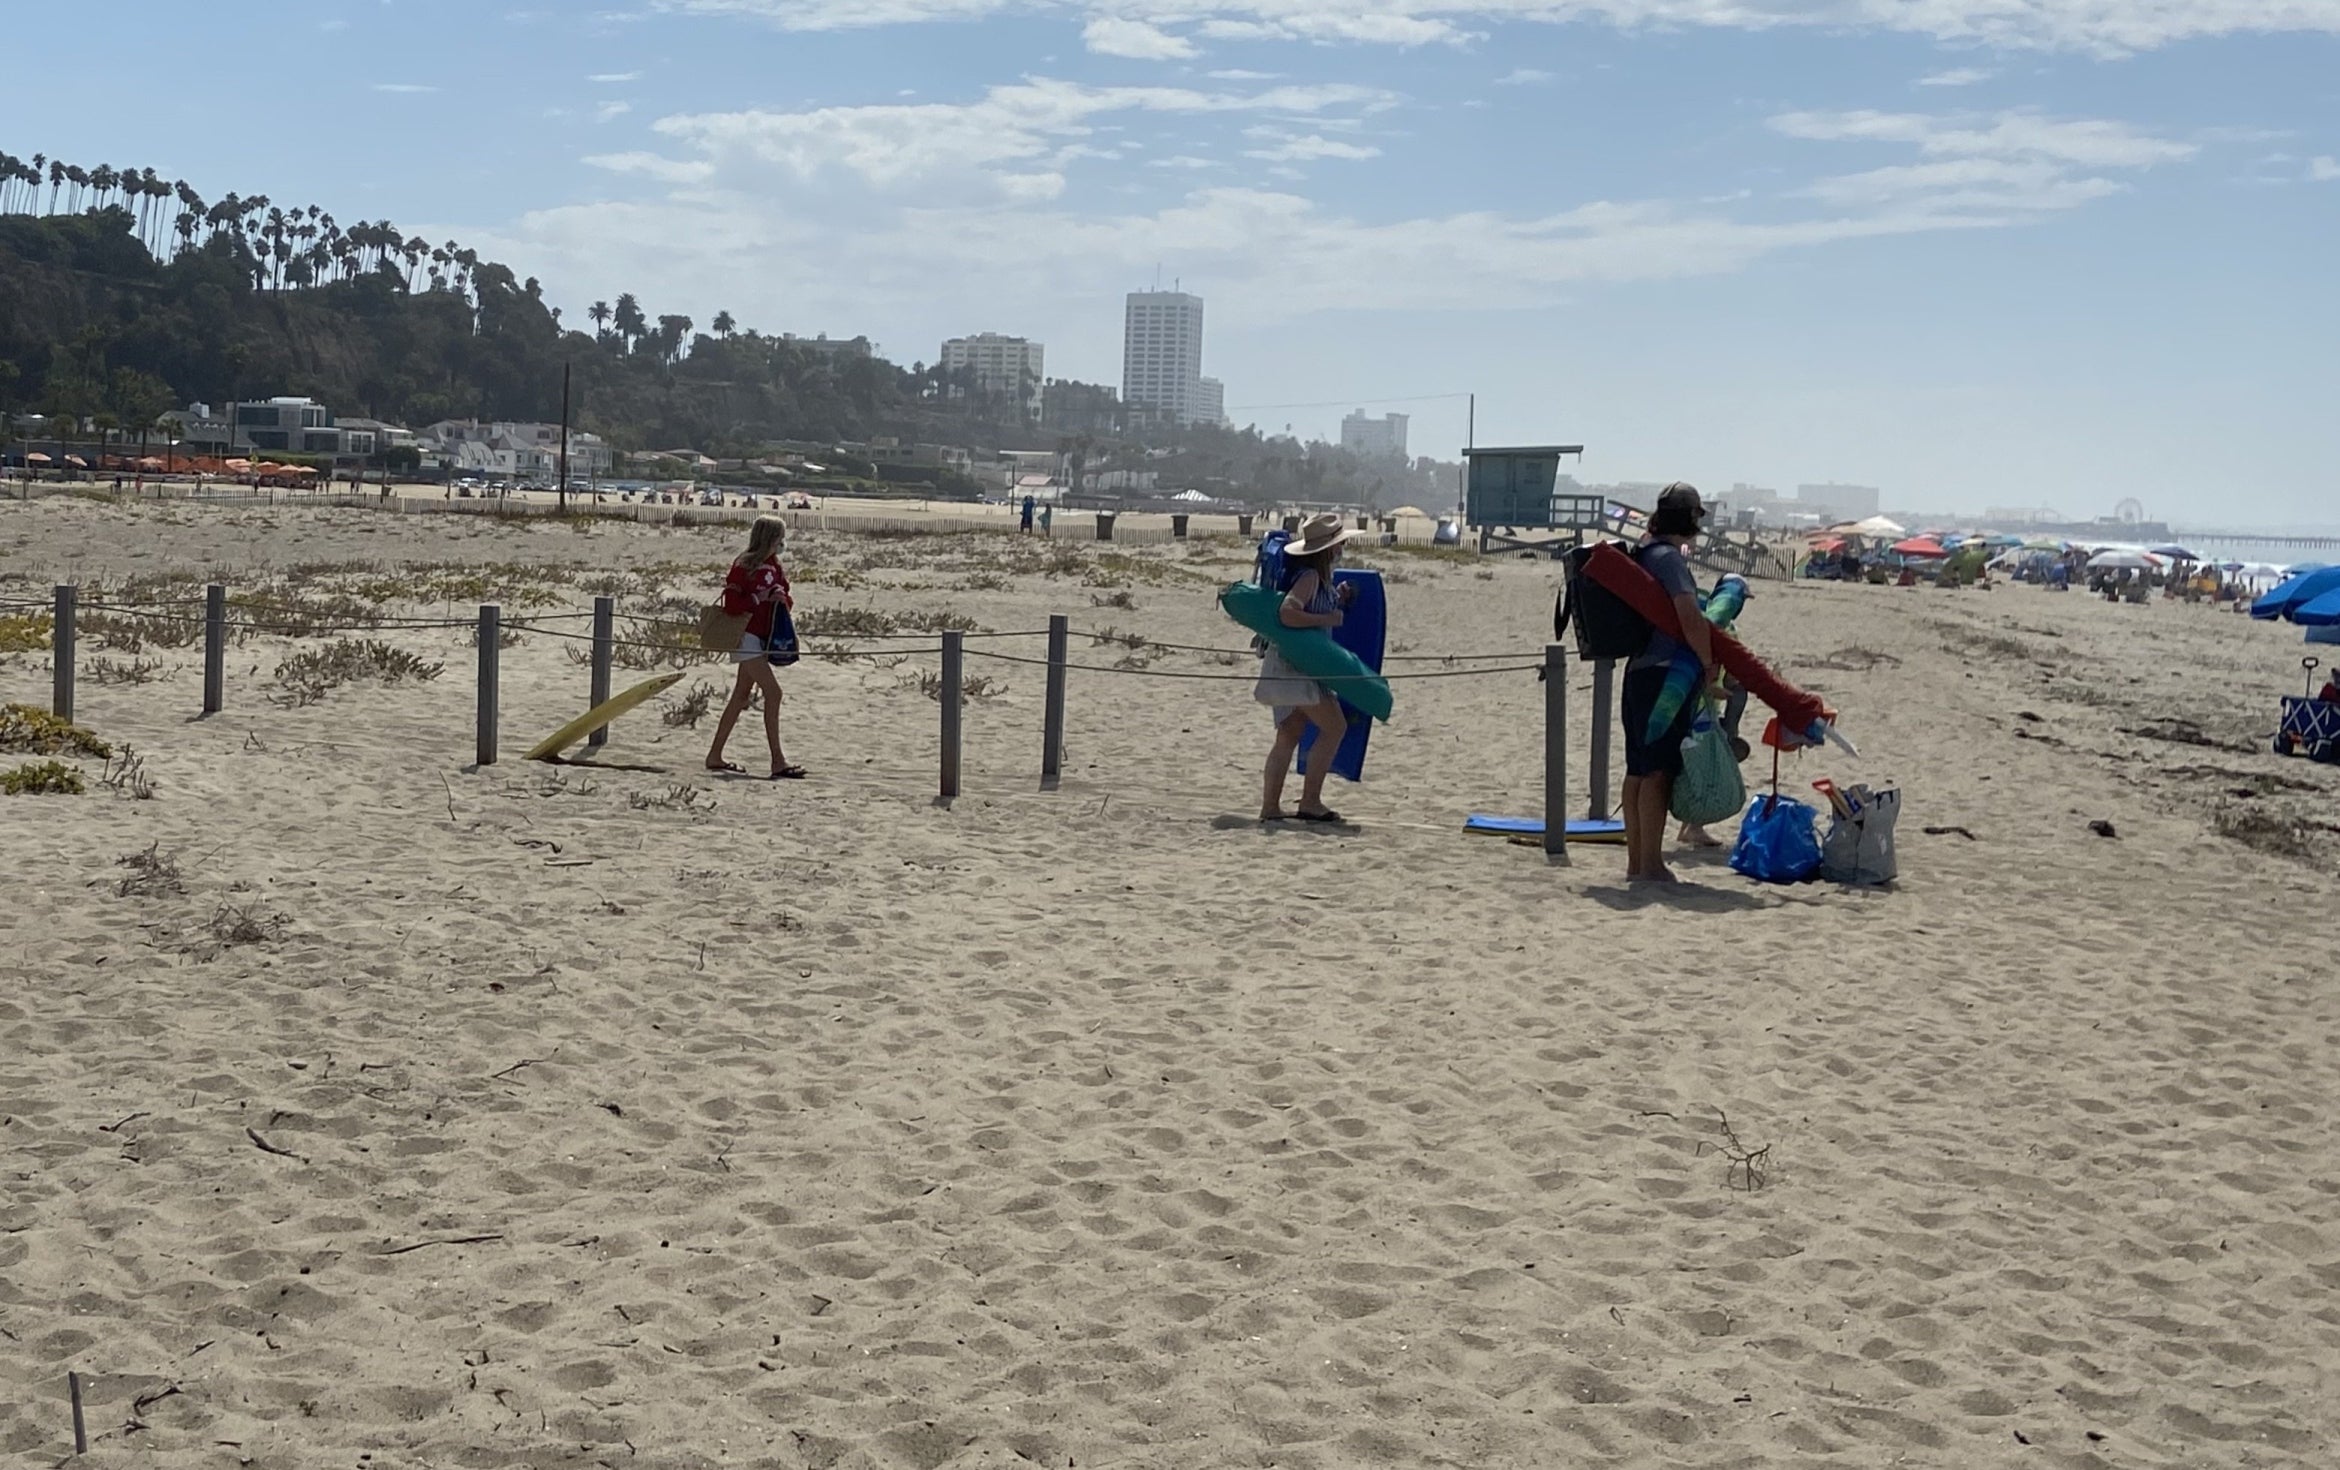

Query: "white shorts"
<box><xmin>732</xmin><ymin>632</ymin><xmax>773</xmax><ymax>664</ymax></box>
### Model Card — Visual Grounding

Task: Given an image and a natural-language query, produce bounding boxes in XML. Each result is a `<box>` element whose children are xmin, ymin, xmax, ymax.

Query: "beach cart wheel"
<box><xmin>2273</xmin><ymin>733</ymin><xmax>2295</xmax><ymax>756</ymax></box>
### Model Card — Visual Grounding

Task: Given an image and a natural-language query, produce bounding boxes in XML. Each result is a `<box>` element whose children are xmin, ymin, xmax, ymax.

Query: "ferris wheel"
<box><xmin>2113</xmin><ymin>497</ymin><xmax>2146</xmax><ymax>524</ymax></box>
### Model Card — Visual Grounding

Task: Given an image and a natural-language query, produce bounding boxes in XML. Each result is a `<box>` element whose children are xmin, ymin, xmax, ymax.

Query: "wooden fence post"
<box><xmin>476</xmin><ymin>604</ymin><xmax>500</xmax><ymax>767</ymax></box>
<box><xmin>586</xmin><ymin>595</ymin><xmax>615</xmax><ymax>748</ymax></box>
<box><xmin>1587</xmin><ymin>657</ymin><xmax>1614</xmax><ymax>821</ymax></box>
<box><xmin>51</xmin><ymin>585</ymin><xmax>74</xmax><ymax>722</ymax></box>
<box><xmin>202</xmin><ymin>583</ymin><xmax>226</xmax><ymax>716</ymax></box>
<box><xmin>1543</xmin><ymin>643</ymin><xmax>1569</xmax><ymax>861</ymax></box>
<box><xmin>1041</xmin><ymin>613</ymin><xmax>1068</xmax><ymax>787</ymax></box>
<box><xmin>939</xmin><ymin>629</ymin><xmax>963</xmax><ymax>799</ymax></box>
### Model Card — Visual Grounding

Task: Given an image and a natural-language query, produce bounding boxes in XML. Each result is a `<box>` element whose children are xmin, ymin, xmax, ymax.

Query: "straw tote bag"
<box><xmin>697</xmin><ymin>599</ymin><xmax>749</xmax><ymax>652</ymax></box>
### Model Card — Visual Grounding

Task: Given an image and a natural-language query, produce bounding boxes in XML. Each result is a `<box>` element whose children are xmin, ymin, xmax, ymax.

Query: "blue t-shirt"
<box><xmin>1628</xmin><ymin>540</ymin><xmax>1700</xmax><ymax>672</ymax></box>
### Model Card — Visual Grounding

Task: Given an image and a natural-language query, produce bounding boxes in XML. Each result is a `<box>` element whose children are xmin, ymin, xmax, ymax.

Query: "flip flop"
<box><xmin>705</xmin><ymin>761</ymin><xmax>746</xmax><ymax>774</ymax></box>
<box><xmin>1291</xmin><ymin>808</ymin><xmax>1344</xmax><ymax>824</ymax></box>
<box><xmin>769</xmin><ymin>764</ymin><xmax>808</xmax><ymax>780</ymax></box>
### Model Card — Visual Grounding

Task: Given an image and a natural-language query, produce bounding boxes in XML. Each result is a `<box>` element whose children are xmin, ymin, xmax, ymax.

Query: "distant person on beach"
<box><xmin>1623</xmin><ymin>483</ymin><xmax>1713</xmax><ymax>884</ymax></box>
<box><xmin>1039</xmin><ymin>504</ymin><xmax>1052</xmax><ymax>537</ymax></box>
<box><xmin>1021</xmin><ymin>494</ymin><xmax>1036</xmax><ymax>533</ymax></box>
<box><xmin>706</xmin><ymin>516</ymin><xmax>807</xmax><ymax>780</ymax></box>
<box><xmin>1256</xmin><ymin>514</ymin><xmax>1357</xmax><ymax>824</ymax></box>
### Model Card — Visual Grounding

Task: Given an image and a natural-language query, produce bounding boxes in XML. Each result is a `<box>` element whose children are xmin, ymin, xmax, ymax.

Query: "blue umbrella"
<box><xmin>2291</xmin><ymin>587</ymin><xmax>2340</xmax><ymax>626</ymax></box>
<box><xmin>2149</xmin><ymin>543</ymin><xmax>2201</xmax><ymax>561</ymax></box>
<box><xmin>2253</xmin><ymin>565</ymin><xmax>2340</xmax><ymax>620</ymax></box>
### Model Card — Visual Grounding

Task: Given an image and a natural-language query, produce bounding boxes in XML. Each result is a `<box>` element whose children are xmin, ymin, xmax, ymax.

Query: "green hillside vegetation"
<box><xmin>0</xmin><ymin>151</ymin><xmax>1458</xmax><ymax>508</ymax></box>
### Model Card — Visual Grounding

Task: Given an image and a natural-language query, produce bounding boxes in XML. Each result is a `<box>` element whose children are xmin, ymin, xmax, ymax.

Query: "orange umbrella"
<box><xmin>137</xmin><ymin>457</ymin><xmax>164</xmax><ymax>469</ymax></box>
<box><xmin>25</xmin><ymin>452</ymin><xmax>51</xmax><ymax>464</ymax></box>
<box><xmin>225</xmin><ymin>458</ymin><xmax>253</xmax><ymax>471</ymax></box>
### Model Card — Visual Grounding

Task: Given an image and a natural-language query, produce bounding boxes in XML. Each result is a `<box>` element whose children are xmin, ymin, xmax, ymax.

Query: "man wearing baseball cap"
<box><xmin>1621</xmin><ymin>483</ymin><xmax>1714</xmax><ymax>883</ymax></box>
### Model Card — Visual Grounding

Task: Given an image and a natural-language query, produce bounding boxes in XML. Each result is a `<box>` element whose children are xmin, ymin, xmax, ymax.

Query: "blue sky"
<box><xmin>6</xmin><ymin>0</ymin><xmax>2337</xmax><ymax>524</ymax></box>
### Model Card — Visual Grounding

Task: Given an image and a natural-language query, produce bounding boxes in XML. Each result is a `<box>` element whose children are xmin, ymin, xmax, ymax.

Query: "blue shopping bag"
<box><xmin>1730</xmin><ymin>794</ymin><xmax>1823</xmax><ymax>883</ymax></box>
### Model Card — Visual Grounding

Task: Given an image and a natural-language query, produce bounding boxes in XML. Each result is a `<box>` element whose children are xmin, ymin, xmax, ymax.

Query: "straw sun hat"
<box><xmin>1286</xmin><ymin>513</ymin><xmax>1357</xmax><ymax>557</ymax></box>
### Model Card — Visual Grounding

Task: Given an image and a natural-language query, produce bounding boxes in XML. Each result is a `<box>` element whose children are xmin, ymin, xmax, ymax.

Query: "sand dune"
<box><xmin>3</xmin><ymin>495</ymin><xmax>2336</xmax><ymax>1467</ymax></box>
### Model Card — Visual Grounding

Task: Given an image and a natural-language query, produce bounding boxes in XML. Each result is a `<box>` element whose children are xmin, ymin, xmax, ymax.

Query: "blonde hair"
<box><xmin>735</xmin><ymin>515</ymin><xmax>787</xmax><ymax>567</ymax></box>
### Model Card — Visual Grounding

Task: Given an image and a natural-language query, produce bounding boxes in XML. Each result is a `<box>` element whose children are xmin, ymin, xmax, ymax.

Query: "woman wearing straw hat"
<box><xmin>1256</xmin><ymin>513</ymin><xmax>1357</xmax><ymax>823</ymax></box>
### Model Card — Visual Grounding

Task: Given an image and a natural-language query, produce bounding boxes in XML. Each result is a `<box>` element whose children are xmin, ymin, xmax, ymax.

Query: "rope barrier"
<box><xmin>964</xmin><ymin>647</ymin><xmax>1546</xmax><ymax>683</ymax></box>
<box><xmin>1076</xmin><ymin>630</ymin><xmax>1543</xmax><ymax>663</ymax></box>
<box><xmin>502</xmin><ymin>618</ymin><xmax>947</xmax><ymax>662</ymax></box>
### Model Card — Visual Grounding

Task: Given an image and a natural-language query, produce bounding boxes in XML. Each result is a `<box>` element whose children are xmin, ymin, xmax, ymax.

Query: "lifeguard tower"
<box><xmin>1464</xmin><ymin>443</ymin><xmax>1779</xmax><ymax>577</ymax></box>
<box><xmin>1462</xmin><ymin>445</ymin><xmax>1592</xmax><ymax>556</ymax></box>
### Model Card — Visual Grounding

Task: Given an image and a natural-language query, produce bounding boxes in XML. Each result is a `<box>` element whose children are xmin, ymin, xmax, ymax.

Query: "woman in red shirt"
<box><xmin>706</xmin><ymin>516</ymin><xmax>806</xmax><ymax>778</ymax></box>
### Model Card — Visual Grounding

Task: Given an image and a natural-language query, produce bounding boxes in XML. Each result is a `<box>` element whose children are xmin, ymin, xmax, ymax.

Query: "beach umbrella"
<box><xmin>2087</xmin><ymin>550</ymin><xmax>2156</xmax><ymax>571</ymax></box>
<box><xmin>65</xmin><ymin>455</ymin><xmax>86</xmax><ymax>467</ymax></box>
<box><xmin>136</xmin><ymin>456</ymin><xmax>163</xmax><ymax>469</ymax></box>
<box><xmin>24</xmin><ymin>452</ymin><xmax>50</xmax><ymax>464</ymax></box>
<box><xmin>1891</xmin><ymin>536</ymin><xmax>1947</xmax><ymax>557</ymax></box>
<box><xmin>2021</xmin><ymin>537</ymin><xmax>2067</xmax><ymax>551</ymax></box>
<box><xmin>1390</xmin><ymin>505</ymin><xmax>1430</xmax><ymax>518</ymax></box>
<box><xmin>1850</xmin><ymin>515</ymin><xmax>1905</xmax><ymax>537</ymax></box>
<box><xmin>2288</xmin><ymin>587</ymin><xmax>2340</xmax><ymax>626</ymax></box>
<box><xmin>2250</xmin><ymin>566</ymin><xmax>2340</xmax><ymax>620</ymax></box>
<box><xmin>2149</xmin><ymin>544</ymin><xmax>2201</xmax><ymax>561</ymax></box>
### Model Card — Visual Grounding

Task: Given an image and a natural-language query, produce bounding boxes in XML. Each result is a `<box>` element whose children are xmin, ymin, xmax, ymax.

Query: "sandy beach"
<box><xmin>3</xmin><ymin>493</ymin><xmax>2336</xmax><ymax>1468</ymax></box>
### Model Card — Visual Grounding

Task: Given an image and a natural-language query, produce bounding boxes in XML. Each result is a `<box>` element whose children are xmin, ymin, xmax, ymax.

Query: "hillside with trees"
<box><xmin>0</xmin><ymin>150</ymin><xmax>1458</xmax><ymax>508</ymax></box>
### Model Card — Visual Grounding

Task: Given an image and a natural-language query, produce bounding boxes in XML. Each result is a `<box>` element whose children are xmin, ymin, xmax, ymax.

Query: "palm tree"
<box><xmin>712</xmin><ymin>310</ymin><xmax>735</xmax><ymax>340</ymax></box>
<box><xmin>46</xmin><ymin>160</ymin><xmax>64</xmax><ymax>213</ymax></box>
<box><xmin>588</xmin><ymin>300</ymin><xmax>611</xmax><ymax>342</ymax></box>
<box><xmin>612</xmin><ymin>293</ymin><xmax>646</xmax><ymax>352</ymax></box>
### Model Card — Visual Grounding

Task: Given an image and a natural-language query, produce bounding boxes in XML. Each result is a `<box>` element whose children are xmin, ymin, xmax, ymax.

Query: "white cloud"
<box><xmin>1243</xmin><ymin>132</ymin><xmax>1382</xmax><ymax>162</ymax></box>
<box><xmin>657</xmin><ymin>0</ymin><xmax>2340</xmax><ymax>56</ymax></box>
<box><xmin>1149</xmin><ymin>154</ymin><xmax>1221</xmax><ymax>168</ymax></box>
<box><xmin>371</xmin><ymin>83</ymin><xmax>438</xmax><ymax>94</ymax></box>
<box><xmin>596</xmin><ymin>100</ymin><xmax>634</xmax><ymax>122</ymax></box>
<box><xmin>1495</xmin><ymin>67</ymin><xmax>1553</xmax><ymax>85</ymax></box>
<box><xmin>1770</xmin><ymin>109</ymin><xmax>2197</xmax><ymax>168</ymax></box>
<box><xmin>1776</xmin><ymin>107</ymin><xmax>2191</xmax><ymax>220</ymax></box>
<box><xmin>1207</xmin><ymin>68</ymin><xmax>1280</xmax><ymax>79</ymax></box>
<box><xmin>588</xmin><ymin>70</ymin><xmax>642</xmax><ymax>82</ymax></box>
<box><xmin>2310</xmin><ymin>156</ymin><xmax>2340</xmax><ymax>182</ymax></box>
<box><xmin>599</xmin><ymin>77</ymin><xmax>1397</xmax><ymax>199</ymax></box>
<box><xmin>1917</xmin><ymin>67</ymin><xmax>1992</xmax><ymax>87</ymax></box>
<box><xmin>1083</xmin><ymin>16</ymin><xmax>1197</xmax><ymax>57</ymax></box>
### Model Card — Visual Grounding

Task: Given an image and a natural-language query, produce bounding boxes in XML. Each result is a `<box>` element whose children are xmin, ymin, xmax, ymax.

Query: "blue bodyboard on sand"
<box><xmin>1220</xmin><ymin>580</ymin><xmax>1396</xmax><ymax>723</ymax></box>
<box><xmin>1296</xmin><ymin>568</ymin><xmax>1385</xmax><ymax>783</ymax></box>
<box><xmin>1464</xmin><ymin>813</ymin><xmax>1628</xmax><ymax>844</ymax></box>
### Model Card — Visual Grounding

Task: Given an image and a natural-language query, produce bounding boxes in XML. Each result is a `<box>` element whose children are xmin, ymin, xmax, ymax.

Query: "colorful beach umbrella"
<box><xmin>1891</xmin><ymin>536</ymin><xmax>1948</xmax><ymax>557</ymax></box>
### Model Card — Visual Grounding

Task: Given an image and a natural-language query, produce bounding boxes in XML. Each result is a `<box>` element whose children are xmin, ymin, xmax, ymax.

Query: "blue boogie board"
<box><xmin>1295</xmin><ymin>569</ymin><xmax>1386</xmax><ymax>783</ymax></box>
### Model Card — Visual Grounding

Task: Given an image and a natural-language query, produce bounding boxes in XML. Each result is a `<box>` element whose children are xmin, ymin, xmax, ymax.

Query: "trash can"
<box><xmin>1238</xmin><ymin>513</ymin><xmax>1256</xmax><ymax>536</ymax></box>
<box><xmin>1281</xmin><ymin>514</ymin><xmax>1300</xmax><ymax>533</ymax></box>
<box><xmin>1355</xmin><ymin>516</ymin><xmax>1369</xmax><ymax>531</ymax></box>
<box><xmin>1377</xmin><ymin>516</ymin><xmax>1396</xmax><ymax>533</ymax></box>
<box><xmin>1095</xmin><ymin>512</ymin><xmax>1116</xmax><ymax>541</ymax></box>
<box><xmin>1171</xmin><ymin>514</ymin><xmax>1189</xmax><ymax>539</ymax></box>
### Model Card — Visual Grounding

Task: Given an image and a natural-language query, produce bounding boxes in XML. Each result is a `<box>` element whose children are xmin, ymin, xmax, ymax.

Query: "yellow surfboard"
<box><xmin>525</xmin><ymin>672</ymin><xmax>687</xmax><ymax>761</ymax></box>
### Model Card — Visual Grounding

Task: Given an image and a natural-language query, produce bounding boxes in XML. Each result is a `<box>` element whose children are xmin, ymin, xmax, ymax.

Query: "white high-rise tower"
<box><xmin>1122</xmin><ymin>290</ymin><xmax>1205</xmax><ymax>427</ymax></box>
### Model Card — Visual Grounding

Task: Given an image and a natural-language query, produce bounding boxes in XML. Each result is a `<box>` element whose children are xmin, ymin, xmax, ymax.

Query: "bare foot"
<box><xmin>1259</xmin><ymin>808</ymin><xmax>1288</xmax><ymax>822</ymax></box>
<box><xmin>1678</xmin><ymin>824</ymin><xmax>1722</xmax><ymax>848</ymax></box>
<box><xmin>1629</xmin><ymin>866</ymin><xmax>1682</xmax><ymax>885</ymax></box>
